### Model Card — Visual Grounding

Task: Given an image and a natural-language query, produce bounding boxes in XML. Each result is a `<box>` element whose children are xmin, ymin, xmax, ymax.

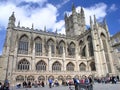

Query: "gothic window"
<box><xmin>38</xmin><ymin>75</ymin><xmax>45</xmax><ymax>81</ymax></box>
<box><xmin>69</xmin><ymin>42</ymin><xmax>75</xmax><ymax>55</ymax></box>
<box><xmin>90</xmin><ymin>62</ymin><xmax>96</xmax><ymax>71</ymax></box>
<box><xmin>66</xmin><ymin>62</ymin><xmax>74</xmax><ymax>71</ymax></box>
<box><xmin>87</xmin><ymin>36</ymin><xmax>94</xmax><ymax>56</ymax></box>
<box><xmin>58</xmin><ymin>75</ymin><xmax>64</xmax><ymax>80</ymax></box>
<box><xmin>16</xmin><ymin>75</ymin><xmax>24</xmax><ymax>82</ymax></box>
<box><xmin>27</xmin><ymin>75</ymin><xmax>34</xmax><ymax>81</ymax></box>
<box><xmin>35</xmin><ymin>37</ymin><xmax>42</xmax><ymax>56</ymax></box>
<box><xmin>82</xmin><ymin>46</ymin><xmax>86</xmax><ymax>57</ymax></box>
<box><xmin>48</xmin><ymin>75</ymin><xmax>54</xmax><ymax>80</ymax></box>
<box><xmin>74</xmin><ymin>75</ymin><xmax>79</xmax><ymax>79</ymax></box>
<box><xmin>66</xmin><ymin>75</ymin><xmax>71</xmax><ymax>80</ymax></box>
<box><xmin>48</xmin><ymin>39</ymin><xmax>54</xmax><ymax>54</ymax></box>
<box><xmin>79</xmin><ymin>63</ymin><xmax>86</xmax><ymax>71</ymax></box>
<box><xmin>101</xmin><ymin>33</ymin><xmax>112</xmax><ymax>73</ymax></box>
<box><xmin>59</xmin><ymin>41</ymin><xmax>65</xmax><ymax>54</ymax></box>
<box><xmin>18</xmin><ymin>59</ymin><xmax>30</xmax><ymax>71</ymax></box>
<box><xmin>36</xmin><ymin>60</ymin><xmax>46</xmax><ymax>71</ymax></box>
<box><xmin>18</xmin><ymin>35</ymin><xmax>29</xmax><ymax>54</ymax></box>
<box><xmin>52</xmin><ymin>61</ymin><xmax>61</xmax><ymax>71</ymax></box>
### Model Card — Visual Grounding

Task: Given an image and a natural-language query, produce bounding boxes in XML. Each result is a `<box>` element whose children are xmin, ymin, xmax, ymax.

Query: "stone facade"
<box><xmin>0</xmin><ymin>6</ymin><xmax>117</xmax><ymax>85</ymax></box>
<box><xmin>111</xmin><ymin>32</ymin><xmax>120</xmax><ymax>75</ymax></box>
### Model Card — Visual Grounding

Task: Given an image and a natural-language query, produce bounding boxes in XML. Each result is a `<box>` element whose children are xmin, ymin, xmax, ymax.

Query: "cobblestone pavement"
<box><xmin>10</xmin><ymin>83</ymin><xmax>120</xmax><ymax>90</ymax></box>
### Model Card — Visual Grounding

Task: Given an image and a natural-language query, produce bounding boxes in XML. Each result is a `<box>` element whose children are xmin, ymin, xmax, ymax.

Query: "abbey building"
<box><xmin>0</xmin><ymin>5</ymin><xmax>117</xmax><ymax>85</ymax></box>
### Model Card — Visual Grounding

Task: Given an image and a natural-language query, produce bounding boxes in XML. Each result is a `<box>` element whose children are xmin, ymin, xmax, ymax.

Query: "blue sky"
<box><xmin>0</xmin><ymin>0</ymin><xmax>120</xmax><ymax>55</ymax></box>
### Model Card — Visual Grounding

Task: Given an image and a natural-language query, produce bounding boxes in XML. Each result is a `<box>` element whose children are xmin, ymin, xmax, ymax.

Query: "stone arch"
<box><xmin>79</xmin><ymin>62</ymin><xmax>86</xmax><ymax>71</ymax></box>
<box><xmin>38</xmin><ymin>75</ymin><xmax>45</xmax><ymax>81</ymax></box>
<box><xmin>74</xmin><ymin>75</ymin><xmax>79</xmax><ymax>79</ymax></box>
<box><xmin>19</xmin><ymin>34</ymin><xmax>29</xmax><ymax>40</ymax></box>
<box><xmin>66</xmin><ymin>75</ymin><xmax>72</xmax><ymax>80</ymax></box>
<box><xmin>47</xmin><ymin>38</ymin><xmax>55</xmax><ymax>54</ymax></box>
<box><xmin>100</xmin><ymin>32</ymin><xmax>112</xmax><ymax>73</ymax></box>
<box><xmin>68</xmin><ymin>42</ymin><xmax>76</xmax><ymax>55</ymax></box>
<box><xmin>27</xmin><ymin>75</ymin><xmax>35</xmax><ymax>81</ymax></box>
<box><xmin>48</xmin><ymin>75</ymin><xmax>54</xmax><ymax>80</ymax></box>
<box><xmin>79</xmin><ymin>40</ymin><xmax>83</xmax><ymax>45</ymax></box>
<box><xmin>34</xmin><ymin>36</ymin><xmax>42</xmax><ymax>55</ymax></box>
<box><xmin>18</xmin><ymin>34</ymin><xmax>29</xmax><ymax>54</ymax></box>
<box><xmin>90</xmin><ymin>62</ymin><xmax>96</xmax><ymax>71</ymax></box>
<box><xmin>100</xmin><ymin>33</ymin><xmax>106</xmax><ymax>39</ymax></box>
<box><xmin>81</xmin><ymin>45</ymin><xmax>86</xmax><ymax>57</ymax></box>
<box><xmin>52</xmin><ymin>61</ymin><xmax>61</xmax><ymax>71</ymax></box>
<box><xmin>36</xmin><ymin>60</ymin><xmax>46</xmax><ymax>71</ymax></box>
<box><xmin>18</xmin><ymin>59</ymin><xmax>30</xmax><ymax>71</ymax></box>
<box><xmin>58</xmin><ymin>75</ymin><xmax>64</xmax><ymax>80</ymax></box>
<box><xmin>66</xmin><ymin>62</ymin><xmax>74</xmax><ymax>71</ymax></box>
<box><xmin>87</xmin><ymin>35</ymin><xmax>94</xmax><ymax>56</ymax></box>
<box><xmin>58</xmin><ymin>40</ymin><xmax>65</xmax><ymax>54</ymax></box>
<box><xmin>34</xmin><ymin>36</ymin><xmax>42</xmax><ymax>41</ymax></box>
<box><xmin>16</xmin><ymin>75</ymin><xmax>24</xmax><ymax>82</ymax></box>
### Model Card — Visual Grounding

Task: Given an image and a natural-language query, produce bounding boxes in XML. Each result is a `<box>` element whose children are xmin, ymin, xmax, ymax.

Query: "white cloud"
<box><xmin>0</xmin><ymin>1</ymin><xmax>62</xmax><ymax>33</ymax></box>
<box><xmin>0</xmin><ymin>2</ymin><xmax>115</xmax><ymax>35</ymax></box>
<box><xmin>108</xmin><ymin>4</ymin><xmax>117</xmax><ymax>12</ymax></box>
<box><xmin>65</xmin><ymin>3</ymin><xmax>107</xmax><ymax>26</ymax></box>
<box><xmin>56</xmin><ymin>0</ymin><xmax>70</xmax><ymax>9</ymax></box>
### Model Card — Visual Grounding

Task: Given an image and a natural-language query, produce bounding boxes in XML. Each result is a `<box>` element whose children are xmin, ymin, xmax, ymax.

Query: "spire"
<box><xmin>44</xmin><ymin>26</ymin><xmax>46</xmax><ymax>32</ymax></box>
<box><xmin>90</xmin><ymin>16</ymin><xmax>93</xmax><ymax>24</ymax></box>
<box><xmin>103</xmin><ymin>17</ymin><xmax>107</xmax><ymax>25</ymax></box>
<box><xmin>8</xmin><ymin>12</ymin><xmax>16</xmax><ymax>28</ymax></box>
<box><xmin>81</xmin><ymin>7</ymin><xmax>84</xmax><ymax>15</ymax></box>
<box><xmin>9</xmin><ymin>12</ymin><xmax>15</xmax><ymax>21</ymax></box>
<box><xmin>103</xmin><ymin>17</ymin><xmax>108</xmax><ymax>31</ymax></box>
<box><xmin>32</xmin><ymin>23</ymin><xmax>34</xmax><ymax>29</ymax></box>
<box><xmin>90</xmin><ymin>16</ymin><xmax>93</xmax><ymax>29</ymax></box>
<box><xmin>64</xmin><ymin>13</ymin><xmax>68</xmax><ymax>20</ymax></box>
<box><xmin>17</xmin><ymin>21</ymin><xmax>20</xmax><ymax>27</ymax></box>
<box><xmin>55</xmin><ymin>28</ymin><xmax>57</xmax><ymax>33</ymax></box>
<box><xmin>94</xmin><ymin>15</ymin><xmax>97</xmax><ymax>24</ymax></box>
<box><xmin>72</xmin><ymin>3</ymin><xmax>76</xmax><ymax>14</ymax></box>
<box><xmin>72</xmin><ymin>3</ymin><xmax>75</xmax><ymax>11</ymax></box>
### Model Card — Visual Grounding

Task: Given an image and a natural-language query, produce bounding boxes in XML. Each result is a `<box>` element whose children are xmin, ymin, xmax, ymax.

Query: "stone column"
<box><xmin>63</xmin><ymin>47</ymin><xmax>66</xmax><ymax>71</ymax></box>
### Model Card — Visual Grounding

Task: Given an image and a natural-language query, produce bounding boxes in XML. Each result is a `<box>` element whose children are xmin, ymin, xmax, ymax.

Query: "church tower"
<box><xmin>65</xmin><ymin>4</ymin><xmax>86</xmax><ymax>37</ymax></box>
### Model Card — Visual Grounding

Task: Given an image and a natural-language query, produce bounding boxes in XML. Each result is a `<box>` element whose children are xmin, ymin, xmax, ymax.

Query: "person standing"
<box><xmin>48</xmin><ymin>78</ymin><xmax>53</xmax><ymax>88</ymax></box>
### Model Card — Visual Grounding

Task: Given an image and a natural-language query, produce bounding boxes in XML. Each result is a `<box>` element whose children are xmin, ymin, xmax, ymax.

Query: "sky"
<box><xmin>0</xmin><ymin>0</ymin><xmax>120</xmax><ymax>55</ymax></box>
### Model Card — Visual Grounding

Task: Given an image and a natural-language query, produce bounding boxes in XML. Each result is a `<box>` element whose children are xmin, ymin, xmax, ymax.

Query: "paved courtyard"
<box><xmin>10</xmin><ymin>83</ymin><xmax>120</xmax><ymax>90</ymax></box>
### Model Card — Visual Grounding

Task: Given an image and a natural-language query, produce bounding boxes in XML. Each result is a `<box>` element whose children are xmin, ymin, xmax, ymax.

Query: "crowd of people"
<box><xmin>0</xmin><ymin>75</ymin><xmax>119</xmax><ymax>89</ymax></box>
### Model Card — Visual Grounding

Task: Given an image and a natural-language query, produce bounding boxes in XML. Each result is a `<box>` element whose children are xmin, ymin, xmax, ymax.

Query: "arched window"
<box><xmin>48</xmin><ymin>75</ymin><xmax>54</xmax><ymax>80</ymax></box>
<box><xmin>58</xmin><ymin>75</ymin><xmax>64</xmax><ymax>80</ymax></box>
<box><xmin>16</xmin><ymin>75</ymin><xmax>24</xmax><ymax>82</ymax></box>
<box><xmin>18</xmin><ymin>59</ymin><xmax>30</xmax><ymax>71</ymax></box>
<box><xmin>66</xmin><ymin>62</ymin><xmax>74</xmax><ymax>71</ymax></box>
<box><xmin>52</xmin><ymin>61</ymin><xmax>61</xmax><ymax>71</ymax></box>
<box><xmin>79</xmin><ymin>63</ymin><xmax>86</xmax><ymax>71</ymax></box>
<box><xmin>36</xmin><ymin>60</ymin><xmax>46</xmax><ymax>71</ymax></box>
<box><xmin>47</xmin><ymin>39</ymin><xmax>54</xmax><ymax>54</ymax></box>
<box><xmin>69</xmin><ymin>42</ymin><xmax>75</xmax><ymax>55</ymax></box>
<box><xmin>18</xmin><ymin>35</ymin><xmax>29</xmax><ymax>54</ymax></box>
<box><xmin>66</xmin><ymin>75</ymin><xmax>71</xmax><ymax>80</ymax></box>
<box><xmin>38</xmin><ymin>75</ymin><xmax>45</xmax><ymax>81</ymax></box>
<box><xmin>82</xmin><ymin>46</ymin><xmax>86</xmax><ymax>57</ymax></box>
<box><xmin>101</xmin><ymin>33</ymin><xmax>112</xmax><ymax>73</ymax></box>
<box><xmin>27</xmin><ymin>75</ymin><xmax>34</xmax><ymax>81</ymax></box>
<box><xmin>90</xmin><ymin>62</ymin><xmax>96</xmax><ymax>71</ymax></box>
<box><xmin>35</xmin><ymin>37</ymin><xmax>42</xmax><ymax>56</ymax></box>
<box><xmin>59</xmin><ymin>41</ymin><xmax>65</xmax><ymax>54</ymax></box>
<box><xmin>87</xmin><ymin>36</ymin><xmax>94</xmax><ymax>56</ymax></box>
